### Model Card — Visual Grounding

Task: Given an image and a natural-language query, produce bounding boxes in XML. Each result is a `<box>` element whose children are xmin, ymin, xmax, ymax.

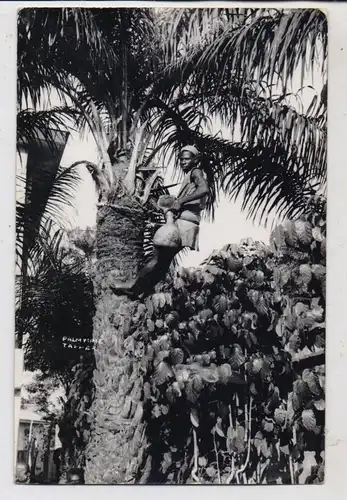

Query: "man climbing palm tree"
<box><xmin>111</xmin><ymin>145</ymin><xmax>209</xmax><ymax>297</ymax></box>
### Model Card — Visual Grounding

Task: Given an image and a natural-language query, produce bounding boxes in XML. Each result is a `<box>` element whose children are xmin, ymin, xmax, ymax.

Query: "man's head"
<box><xmin>179</xmin><ymin>145</ymin><xmax>199</xmax><ymax>173</ymax></box>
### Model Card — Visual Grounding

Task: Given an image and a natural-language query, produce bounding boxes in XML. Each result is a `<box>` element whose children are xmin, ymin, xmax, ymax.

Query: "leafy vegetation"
<box><xmin>17</xmin><ymin>227</ymin><xmax>95</xmax><ymax>388</ymax></box>
<box><xmin>63</xmin><ymin>194</ymin><xmax>325</xmax><ymax>483</ymax></box>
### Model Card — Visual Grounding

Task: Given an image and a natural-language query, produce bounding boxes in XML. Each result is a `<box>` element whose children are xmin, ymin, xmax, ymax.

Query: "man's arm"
<box><xmin>178</xmin><ymin>168</ymin><xmax>209</xmax><ymax>206</ymax></box>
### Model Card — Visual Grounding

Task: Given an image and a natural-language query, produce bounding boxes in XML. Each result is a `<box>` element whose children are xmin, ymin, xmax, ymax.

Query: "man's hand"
<box><xmin>171</xmin><ymin>199</ymin><xmax>182</xmax><ymax>213</ymax></box>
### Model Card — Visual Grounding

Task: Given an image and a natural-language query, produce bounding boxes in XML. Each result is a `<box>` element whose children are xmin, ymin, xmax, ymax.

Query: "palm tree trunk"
<box><xmin>84</xmin><ymin>194</ymin><xmax>151</xmax><ymax>484</ymax></box>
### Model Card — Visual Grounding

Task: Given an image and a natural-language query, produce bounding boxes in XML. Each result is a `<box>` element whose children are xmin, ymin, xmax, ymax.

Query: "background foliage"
<box><xmin>61</xmin><ymin>195</ymin><xmax>326</xmax><ymax>484</ymax></box>
<box><xmin>17</xmin><ymin>227</ymin><xmax>96</xmax><ymax>389</ymax></box>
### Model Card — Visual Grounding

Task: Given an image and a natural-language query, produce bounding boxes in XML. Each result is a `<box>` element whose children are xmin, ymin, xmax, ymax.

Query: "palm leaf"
<box><xmin>17</xmin><ymin>107</ymin><xmax>77</xmax><ymax>151</ymax></box>
<box><xmin>18</xmin><ymin>7</ymin><xmax>119</xmax><ymax>108</ymax></box>
<box><xmin>16</xmin><ymin>163</ymin><xmax>81</xmax><ymax>275</ymax></box>
<box><xmin>181</xmin><ymin>9</ymin><xmax>327</xmax><ymax>95</ymax></box>
<box><xmin>17</xmin><ymin>233</ymin><xmax>95</xmax><ymax>375</ymax></box>
<box><xmin>156</xmin><ymin>8</ymin><xmax>326</xmax><ymax>221</ymax></box>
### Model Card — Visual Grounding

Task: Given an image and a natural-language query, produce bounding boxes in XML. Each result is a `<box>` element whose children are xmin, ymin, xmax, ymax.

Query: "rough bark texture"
<box><xmin>58</xmin><ymin>361</ymin><xmax>95</xmax><ymax>483</ymax></box>
<box><xmin>85</xmin><ymin>195</ymin><xmax>151</xmax><ymax>484</ymax></box>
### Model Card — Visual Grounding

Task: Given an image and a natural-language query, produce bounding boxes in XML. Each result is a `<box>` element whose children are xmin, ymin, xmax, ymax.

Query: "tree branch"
<box><xmin>292</xmin><ymin>349</ymin><xmax>325</xmax><ymax>371</ymax></box>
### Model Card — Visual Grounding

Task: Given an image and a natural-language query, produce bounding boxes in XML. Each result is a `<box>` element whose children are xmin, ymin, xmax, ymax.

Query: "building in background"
<box><xmin>16</xmin><ymin>400</ymin><xmax>61</xmax><ymax>483</ymax></box>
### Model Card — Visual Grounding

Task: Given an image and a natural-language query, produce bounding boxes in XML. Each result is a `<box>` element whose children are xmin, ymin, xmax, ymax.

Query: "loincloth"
<box><xmin>176</xmin><ymin>210</ymin><xmax>200</xmax><ymax>251</ymax></box>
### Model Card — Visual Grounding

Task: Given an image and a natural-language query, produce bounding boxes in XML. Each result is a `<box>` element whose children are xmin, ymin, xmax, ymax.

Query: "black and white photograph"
<box><xmin>15</xmin><ymin>6</ymin><xmax>327</xmax><ymax>485</ymax></box>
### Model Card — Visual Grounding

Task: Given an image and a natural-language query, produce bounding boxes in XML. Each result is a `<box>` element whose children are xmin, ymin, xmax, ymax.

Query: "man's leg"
<box><xmin>111</xmin><ymin>246</ymin><xmax>180</xmax><ymax>297</ymax></box>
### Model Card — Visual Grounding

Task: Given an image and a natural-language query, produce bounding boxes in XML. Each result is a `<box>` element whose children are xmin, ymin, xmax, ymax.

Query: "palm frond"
<box><xmin>220</xmin><ymin>141</ymin><xmax>319</xmax><ymax>225</ymax></box>
<box><xmin>18</xmin><ymin>7</ymin><xmax>120</xmax><ymax>108</ymax></box>
<box><xmin>200</xmin><ymin>81</ymin><xmax>327</xmax><ymax>185</ymax></box>
<box><xmin>159</xmin><ymin>8</ymin><xmax>253</xmax><ymax>66</ymax></box>
<box><xmin>16</xmin><ymin>163</ymin><xmax>81</xmax><ymax>274</ymax></box>
<box><xmin>17</xmin><ymin>245</ymin><xmax>95</xmax><ymax>376</ymax></box>
<box><xmin>26</xmin><ymin>222</ymin><xmax>67</xmax><ymax>277</ymax></box>
<box><xmin>17</xmin><ymin>107</ymin><xmax>76</xmax><ymax>151</ymax></box>
<box><xmin>149</xmin><ymin>9</ymin><xmax>327</xmax><ymax>224</ymax></box>
<box><xmin>168</xmin><ymin>9</ymin><xmax>327</xmax><ymax>95</ymax></box>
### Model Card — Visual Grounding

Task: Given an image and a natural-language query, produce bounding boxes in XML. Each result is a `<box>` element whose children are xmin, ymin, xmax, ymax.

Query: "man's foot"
<box><xmin>110</xmin><ymin>279</ymin><xmax>136</xmax><ymax>298</ymax></box>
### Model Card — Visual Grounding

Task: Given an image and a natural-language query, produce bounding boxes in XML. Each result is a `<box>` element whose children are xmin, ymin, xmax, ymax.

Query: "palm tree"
<box><xmin>17</xmin><ymin>7</ymin><xmax>327</xmax><ymax>483</ymax></box>
<box><xmin>17</xmin><ymin>8</ymin><xmax>230</xmax><ymax>482</ymax></box>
